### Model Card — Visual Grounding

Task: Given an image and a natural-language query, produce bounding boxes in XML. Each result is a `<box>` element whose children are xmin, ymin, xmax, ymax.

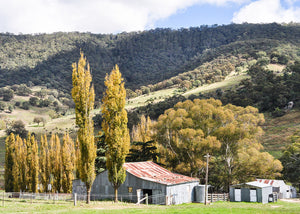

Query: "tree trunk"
<box><xmin>86</xmin><ymin>187</ymin><xmax>91</xmax><ymax>204</ymax></box>
<box><xmin>114</xmin><ymin>187</ymin><xmax>118</xmax><ymax>202</ymax></box>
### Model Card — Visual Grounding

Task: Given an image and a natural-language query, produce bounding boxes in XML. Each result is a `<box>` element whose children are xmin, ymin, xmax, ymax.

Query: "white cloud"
<box><xmin>0</xmin><ymin>0</ymin><xmax>249</xmax><ymax>34</ymax></box>
<box><xmin>232</xmin><ymin>0</ymin><xmax>300</xmax><ymax>23</ymax></box>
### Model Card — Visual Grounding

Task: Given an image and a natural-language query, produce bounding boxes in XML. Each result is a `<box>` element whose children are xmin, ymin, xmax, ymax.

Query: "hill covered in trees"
<box><xmin>1</xmin><ymin>23</ymin><xmax>300</xmax><ymax>98</ymax></box>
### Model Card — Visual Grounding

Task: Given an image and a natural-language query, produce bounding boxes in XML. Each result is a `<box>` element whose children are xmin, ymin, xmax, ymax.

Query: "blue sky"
<box><xmin>154</xmin><ymin>3</ymin><xmax>241</xmax><ymax>29</ymax></box>
<box><xmin>154</xmin><ymin>0</ymin><xmax>300</xmax><ymax>29</ymax></box>
<box><xmin>0</xmin><ymin>0</ymin><xmax>299</xmax><ymax>34</ymax></box>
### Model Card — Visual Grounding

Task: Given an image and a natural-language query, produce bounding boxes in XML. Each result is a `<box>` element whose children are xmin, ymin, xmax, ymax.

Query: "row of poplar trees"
<box><xmin>5</xmin><ymin>132</ymin><xmax>76</xmax><ymax>193</ymax></box>
<box><xmin>5</xmin><ymin>52</ymin><xmax>130</xmax><ymax>204</ymax></box>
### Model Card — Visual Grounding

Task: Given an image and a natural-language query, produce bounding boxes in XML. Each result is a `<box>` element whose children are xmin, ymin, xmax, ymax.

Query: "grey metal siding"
<box><xmin>194</xmin><ymin>185</ymin><xmax>206</xmax><ymax>203</ymax></box>
<box><xmin>261</xmin><ymin>186</ymin><xmax>272</xmax><ymax>204</ymax></box>
<box><xmin>166</xmin><ymin>182</ymin><xmax>199</xmax><ymax>205</ymax></box>
<box><xmin>229</xmin><ymin>187</ymin><xmax>234</xmax><ymax>202</ymax></box>
<box><xmin>241</xmin><ymin>188</ymin><xmax>250</xmax><ymax>202</ymax></box>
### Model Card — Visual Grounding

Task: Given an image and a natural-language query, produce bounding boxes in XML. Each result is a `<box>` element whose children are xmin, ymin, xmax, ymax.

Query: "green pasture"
<box><xmin>0</xmin><ymin>200</ymin><xmax>299</xmax><ymax>214</ymax></box>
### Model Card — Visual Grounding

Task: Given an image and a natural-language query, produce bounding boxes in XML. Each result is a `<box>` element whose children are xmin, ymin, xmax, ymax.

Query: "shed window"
<box><xmin>128</xmin><ymin>187</ymin><xmax>133</xmax><ymax>193</ymax></box>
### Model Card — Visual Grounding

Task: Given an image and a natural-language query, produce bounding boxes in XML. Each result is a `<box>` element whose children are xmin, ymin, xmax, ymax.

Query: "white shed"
<box><xmin>230</xmin><ymin>181</ymin><xmax>273</xmax><ymax>204</ymax></box>
<box><xmin>255</xmin><ymin>179</ymin><xmax>297</xmax><ymax>199</ymax></box>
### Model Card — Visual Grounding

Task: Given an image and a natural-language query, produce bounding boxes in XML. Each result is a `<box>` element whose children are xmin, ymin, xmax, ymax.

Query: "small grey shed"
<box><xmin>230</xmin><ymin>181</ymin><xmax>273</xmax><ymax>204</ymax></box>
<box><xmin>73</xmin><ymin>161</ymin><xmax>199</xmax><ymax>205</ymax></box>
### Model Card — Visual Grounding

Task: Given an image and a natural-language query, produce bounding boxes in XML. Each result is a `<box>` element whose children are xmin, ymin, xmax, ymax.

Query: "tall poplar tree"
<box><xmin>48</xmin><ymin>134</ymin><xmax>62</xmax><ymax>193</ymax></box>
<box><xmin>5</xmin><ymin>133</ymin><xmax>15</xmax><ymax>192</ymax></box>
<box><xmin>12</xmin><ymin>135</ymin><xmax>21</xmax><ymax>192</ymax></box>
<box><xmin>102</xmin><ymin>65</ymin><xmax>130</xmax><ymax>202</ymax></box>
<box><xmin>72</xmin><ymin>52</ymin><xmax>96</xmax><ymax>204</ymax></box>
<box><xmin>39</xmin><ymin>134</ymin><xmax>50</xmax><ymax>192</ymax></box>
<box><xmin>62</xmin><ymin>132</ymin><xmax>75</xmax><ymax>193</ymax></box>
<box><xmin>19</xmin><ymin>136</ymin><xmax>27</xmax><ymax>191</ymax></box>
<box><xmin>25</xmin><ymin>134</ymin><xmax>39</xmax><ymax>193</ymax></box>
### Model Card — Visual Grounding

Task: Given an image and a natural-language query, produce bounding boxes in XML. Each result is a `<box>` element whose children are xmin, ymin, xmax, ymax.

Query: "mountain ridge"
<box><xmin>1</xmin><ymin>23</ymin><xmax>300</xmax><ymax>97</ymax></box>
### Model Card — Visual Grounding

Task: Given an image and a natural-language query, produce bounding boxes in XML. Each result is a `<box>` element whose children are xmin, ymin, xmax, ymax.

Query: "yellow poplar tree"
<box><xmin>72</xmin><ymin>52</ymin><xmax>96</xmax><ymax>204</ymax></box>
<box><xmin>12</xmin><ymin>135</ymin><xmax>24</xmax><ymax>192</ymax></box>
<box><xmin>19</xmin><ymin>136</ymin><xmax>27</xmax><ymax>191</ymax></box>
<box><xmin>39</xmin><ymin>134</ymin><xmax>50</xmax><ymax>192</ymax></box>
<box><xmin>62</xmin><ymin>132</ymin><xmax>76</xmax><ymax>193</ymax></box>
<box><xmin>131</xmin><ymin>115</ymin><xmax>153</xmax><ymax>143</ymax></box>
<box><xmin>75</xmin><ymin>137</ymin><xmax>81</xmax><ymax>179</ymax></box>
<box><xmin>102</xmin><ymin>65</ymin><xmax>130</xmax><ymax>202</ymax></box>
<box><xmin>49</xmin><ymin>134</ymin><xmax>62</xmax><ymax>193</ymax></box>
<box><xmin>25</xmin><ymin>133</ymin><xmax>39</xmax><ymax>193</ymax></box>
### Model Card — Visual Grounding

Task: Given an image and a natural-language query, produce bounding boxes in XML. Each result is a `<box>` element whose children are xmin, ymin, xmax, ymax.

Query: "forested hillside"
<box><xmin>1</xmin><ymin>23</ymin><xmax>300</xmax><ymax>97</ymax></box>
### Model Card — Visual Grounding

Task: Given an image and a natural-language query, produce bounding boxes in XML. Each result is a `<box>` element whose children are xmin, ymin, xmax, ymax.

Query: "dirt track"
<box><xmin>280</xmin><ymin>199</ymin><xmax>300</xmax><ymax>203</ymax></box>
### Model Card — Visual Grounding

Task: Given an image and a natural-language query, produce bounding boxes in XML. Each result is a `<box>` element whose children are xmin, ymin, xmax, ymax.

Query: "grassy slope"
<box><xmin>126</xmin><ymin>71</ymin><xmax>250</xmax><ymax>110</ymax></box>
<box><xmin>183</xmin><ymin>71</ymin><xmax>249</xmax><ymax>97</ymax></box>
<box><xmin>262</xmin><ymin>110</ymin><xmax>300</xmax><ymax>159</ymax></box>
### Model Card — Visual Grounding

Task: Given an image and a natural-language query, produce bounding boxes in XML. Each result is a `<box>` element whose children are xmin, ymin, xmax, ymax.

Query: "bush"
<box><xmin>271</xmin><ymin>107</ymin><xmax>286</xmax><ymax>117</ymax></box>
<box><xmin>29</xmin><ymin>97</ymin><xmax>39</xmax><ymax>106</ymax></box>
<box><xmin>3</xmin><ymin>89</ymin><xmax>14</xmax><ymax>101</ymax></box>
<box><xmin>5</xmin><ymin>120</ymin><xmax>28</xmax><ymax>138</ymax></box>
<box><xmin>15</xmin><ymin>84</ymin><xmax>32</xmax><ymax>96</ymax></box>
<box><xmin>20</xmin><ymin>101</ymin><xmax>30</xmax><ymax>110</ymax></box>
<box><xmin>33</xmin><ymin>117</ymin><xmax>45</xmax><ymax>126</ymax></box>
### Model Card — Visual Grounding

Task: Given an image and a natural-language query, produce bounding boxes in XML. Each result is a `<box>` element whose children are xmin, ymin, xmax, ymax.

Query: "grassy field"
<box><xmin>183</xmin><ymin>72</ymin><xmax>249</xmax><ymax>97</ymax></box>
<box><xmin>126</xmin><ymin>71</ymin><xmax>249</xmax><ymax>110</ymax></box>
<box><xmin>0</xmin><ymin>200</ymin><xmax>299</xmax><ymax>214</ymax></box>
<box><xmin>126</xmin><ymin>88</ymin><xmax>177</xmax><ymax>110</ymax></box>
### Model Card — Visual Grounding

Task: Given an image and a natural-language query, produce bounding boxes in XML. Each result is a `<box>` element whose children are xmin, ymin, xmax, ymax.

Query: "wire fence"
<box><xmin>0</xmin><ymin>192</ymin><xmax>74</xmax><ymax>205</ymax></box>
<box><xmin>0</xmin><ymin>192</ymin><xmax>169</xmax><ymax>206</ymax></box>
<box><xmin>0</xmin><ymin>192</ymin><xmax>176</xmax><ymax>206</ymax></box>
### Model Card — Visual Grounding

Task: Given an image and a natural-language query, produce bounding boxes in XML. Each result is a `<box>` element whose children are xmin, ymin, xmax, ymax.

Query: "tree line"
<box><xmin>5</xmin><ymin>132</ymin><xmax>76</xmax><ymax>193</ymax></box>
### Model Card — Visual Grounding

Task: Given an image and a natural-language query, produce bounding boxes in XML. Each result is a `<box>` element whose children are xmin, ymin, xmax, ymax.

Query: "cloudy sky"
<box><xmin>0</xmin><ymin>0</ymin><xmax>299</xmax><ymax>34</ymax></box>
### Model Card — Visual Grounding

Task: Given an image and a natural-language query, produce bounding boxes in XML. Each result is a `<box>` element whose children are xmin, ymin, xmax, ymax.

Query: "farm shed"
<box><xmin>230</xmin><ymin>181</ymin><xmax>273</xmax><ymax>204</ymax></box>
<box><xmin>255</xmin><ymin>179</ymin><xmax>297</xmax><ymax>199</ymax></box>
<box><xmin>73</xmin><ymin>161</ymin><xmax>199</xmax><ymax>205</ymax></box>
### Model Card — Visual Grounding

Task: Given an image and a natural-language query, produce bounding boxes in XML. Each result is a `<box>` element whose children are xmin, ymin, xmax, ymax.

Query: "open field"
<box><xmin>0</xmin><ymin>200</ymin><xmax>299</xmax><ymax>214</ymax></box>
<box><xmin>126</xmin><ymin>88</ymin><xmax>177</xmax><ymax>110</ymax></box>
<box><xmin>126</xmin><ymin>71</ymin><xmax>249</xmax><ymax>110</ymax></box>
<box><xmin>183</xmin><ymin>72</ymin><xmax>249</xmax><ymax>97</ymax></box>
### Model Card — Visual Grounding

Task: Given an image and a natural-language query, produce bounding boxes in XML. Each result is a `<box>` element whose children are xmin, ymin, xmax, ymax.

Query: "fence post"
<box><xmin>74</xmin><ymin>193</ymin><xmax>77</xmax><ymax>206</ymax></box>
<box><xmin>145</xmin><ymin>194</ymin><xmax>148</xmax><ymax>205</ymax></box>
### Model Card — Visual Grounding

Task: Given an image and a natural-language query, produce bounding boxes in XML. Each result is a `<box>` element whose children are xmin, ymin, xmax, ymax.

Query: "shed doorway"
<box><xmin>143</xmin><ymin>189</ymin><xmax>153</xmax><ymax>204</ymax></box>
<box><xmin>235</xmin><ymin>188</ymin><xmax>241</xmax><ymax>201</ymax></box>
<box><xmin>250</xmin><ymin>189</ymin><xmax>257</xmax><ymax>202</ymax></box>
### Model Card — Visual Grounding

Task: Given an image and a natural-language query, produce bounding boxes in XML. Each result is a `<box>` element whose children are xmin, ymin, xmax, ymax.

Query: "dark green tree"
<box><xmin>5</xmin><ymin>133</ymin><xmax>15</xmax><ymax>192</ymax></box>
<box><xmin>126</xmin><ymin>140</ymin><xmax>159</xmax><ymax>163</ymax></box>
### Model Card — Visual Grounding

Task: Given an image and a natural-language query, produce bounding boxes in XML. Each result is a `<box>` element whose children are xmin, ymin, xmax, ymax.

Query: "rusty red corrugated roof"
<box><xmin>123</xmin><ymin>161</ymin><xmax>199</xmax><ymax>185</ymax></box>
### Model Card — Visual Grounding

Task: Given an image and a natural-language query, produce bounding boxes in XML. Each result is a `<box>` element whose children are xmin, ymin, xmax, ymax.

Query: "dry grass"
<box><xmin>126</xmin><ymin>88</ymin><xmax>177</xmax><ymax>110</ymax></box>
<box><xmin>183</xmin><ymin>72</ymin><xmax>249</xmax><ymax>97</ymax></box>
<box><xmin>261</xmin><ymin>110</ymin><xmax>300</xmax><ymax>158</ymax></box>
